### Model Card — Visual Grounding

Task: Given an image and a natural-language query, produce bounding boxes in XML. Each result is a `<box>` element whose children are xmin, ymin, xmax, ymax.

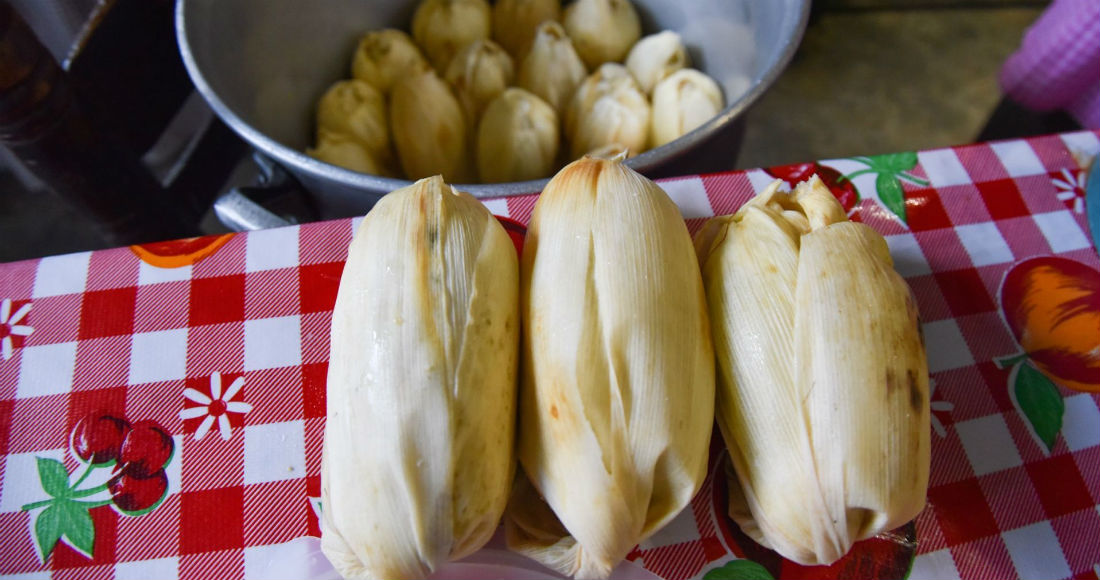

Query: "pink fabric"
<box><xmin>1000</xmin><ymin>0</ymin><xmax>1100</xmax><ymax>128</ymax></box>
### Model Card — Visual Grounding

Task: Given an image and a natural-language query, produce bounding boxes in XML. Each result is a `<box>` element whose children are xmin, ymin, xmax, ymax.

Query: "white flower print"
<box><xmin>179</xmin><ymin>371</ymin><xmax>252</xmax><ymax>440</ymax></box>
<box><xmin>0</xmin><ymin>298</ymin><xmax>33</xmax><ymax>360</ymax></box>
<box><xmin>1051</xmin><ymin>167</ymin><xmax>1087</xmax><ymax>214</ymax></box>
<box><xmin>929</xmin><ymin>378</ymin><xmax>954</xmax><ymax>437</ymax></box>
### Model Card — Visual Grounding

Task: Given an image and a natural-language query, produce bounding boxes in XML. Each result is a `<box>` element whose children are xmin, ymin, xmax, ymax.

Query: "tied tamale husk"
<box><xmin>322</xmin><ymin>175</ymin><xmax>519</xmax><ymax>579</ymax></box>
<box><xmin>694</xmin><ymin>176</ymin><xmax>930</xmax><ymax>566</ymax></box>
<box><xmin>505</xmin><ymin>155</ymin><xmax>715</xmax><ymax>579</ymax></box>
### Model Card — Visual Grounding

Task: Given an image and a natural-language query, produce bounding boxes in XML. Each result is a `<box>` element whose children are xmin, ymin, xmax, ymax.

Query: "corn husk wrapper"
<box><xmin>583</xmin><ymin>143</ymin><xmax>630</xmax><ymax>160</ymax></box>
<box><xmin>563</xmin><ymin>63</ymin><xmax>638</xmax><ymax>144</ymax></box>
<box><xmin>314</xmin><ymin>79</ymin><xmax>396</xmax><ymax>173</ymax></box>
<box><xmin>492</xmin><ymin>0</ymin><xmax>561</xmax><ymax>63</ymax></box>
<box><xmin>517</xmin><ymin>20</ymin><xmax>588</xmax><ymax>116</ymax></box>
<box><xmin>693</xmin><ymin>176</ymin><xmax>931</xmax><ymax>566</ymax></box>
<box><xmin>562</xmin><ymin>0</ymin><xmax>641</xmax><ymax>69</ymax></box>
<box><xmin>412</xmin><ymin>0</ymin><xmax>492</xmax><ymax>72</ymax></box>
<box><xmin>390</xmin><ymin>69</ymin><xmax>474</xmax><ymax>183</ymax></box>
<box><xmin>308</xmin><ymin>130</ymin><xmax>394</xmax><ymax>177</ymax></box>
<box><xmin>650</xmin><ymin>69</ymin><xmax>723</xmax><ymax>148</ymax></box>
<box><xmin>569</xmin><ymin>81</ymin><xmax>650</xmax><ymax>159</ymax></box>
<box><xmin>506</xmin><ymin>156</ymin><xmax>715</xmax><ymax>580</ymax></box>
<box><xmin>477</xmin><ymin>88</ymin><xmax>559</xmax><ymax>183</ymax></box>
<box><xmin>624</xmin><ymin>31</ymin><xmax>689</xmax><ymax>95</ymax></box>
<box><xmin>322</xmin><ymin>175</ymin><xmax>520</xmax><ymax>580</ymax></box>
<box><xmin>351</xmin><ymin>29</ymin><xmax>430</xmax><ymax>94</ymax></box>
<box><xmin>444</xmin><ymin>39</ymin><xmax>515</xmax><ymax>128</ymax></box>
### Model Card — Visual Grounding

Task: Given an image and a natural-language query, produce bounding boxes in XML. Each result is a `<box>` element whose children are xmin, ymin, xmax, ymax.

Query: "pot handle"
<box><xmin>213</xmin><ymin>153</ymin><xmax>319</xmax><ymax>231</ymax></box>
<box><xmin>214</xmin><ymin>188</ymin><xmax>294</xmax><ymax>231</ymax></box>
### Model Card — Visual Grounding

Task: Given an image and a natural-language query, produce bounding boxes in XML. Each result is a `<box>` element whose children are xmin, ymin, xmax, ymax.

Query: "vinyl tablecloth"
<box><xmin>1</xmin><ymin>131</ymin><xmax>1098</xmax><ymax>580</ymax></box>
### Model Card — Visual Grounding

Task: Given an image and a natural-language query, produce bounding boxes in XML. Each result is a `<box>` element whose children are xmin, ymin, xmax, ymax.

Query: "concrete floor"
<box><xmin>0</xmin><ymin>3</ymin><xmax>1058</xmax><ymax>262</ymax></box>
<box><xmin>736</xmin><ymin>4</ymin><xmax>1047</xmax><ymax>169</ymax></box>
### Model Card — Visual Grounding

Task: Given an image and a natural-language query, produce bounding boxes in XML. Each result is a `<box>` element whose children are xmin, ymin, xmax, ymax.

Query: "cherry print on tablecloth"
<box><xmin>117</xmin><ymin>421</ymin><xmax>173</xmax><ymax>477</ymax></box>
<box><xmin>21</xmin><ymin>410</ymin><xmax>174</xmax><ymax>562</ymax></box>
<box><xmin>107</xmin><ymin>468</ymin><xmax>169</xmax><ymax>514</ymax></box>
<box><xmin>72</xmin><ymin>412</ymin><xmax>130</xmax><ymax>465</ymax></box>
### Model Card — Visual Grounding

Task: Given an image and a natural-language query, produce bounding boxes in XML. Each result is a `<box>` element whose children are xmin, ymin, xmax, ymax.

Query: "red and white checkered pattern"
<box><xmin>1</xmin><ymin>131</ymin><xmax>1098</xmax><ymax>579</ymax></box>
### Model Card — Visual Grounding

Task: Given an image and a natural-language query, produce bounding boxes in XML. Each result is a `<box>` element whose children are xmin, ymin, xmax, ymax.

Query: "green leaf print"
<box><xmin>36</xmin><ymin>458</ymin><xmax>71</xmax><ymax>498</ymax></box>
<box><xmin>33</xmin><ymin>504</ymin><xmax>65</xmax><ymax>561</ymax></box>
<box><xmin>876</xmin><ymin>172</ymin><xmax>908</xmax><ymax>224</ymax></box>
<box><xmin>869</xmin><ymin>152</ymin><xmax>919</xmax><ymax>173</ymax></box>
<box><xmin>57</xmin><ymin>499</ymin><xmax>95</xmax><ymax>557</ymax></box>
<box><xmin>703</xmin><ymin>559</ymin><xmax>775</xmax><ymax>580</ymax></box>
<box><xmin>1011</xmin><ymin>361</ymin><xmax>1064</xmax><ymax>453</ymax></box>
<box><xmin>842</xmin><ymin>151</ymin><xmax>928</xmax><ymax>224</ymax></box>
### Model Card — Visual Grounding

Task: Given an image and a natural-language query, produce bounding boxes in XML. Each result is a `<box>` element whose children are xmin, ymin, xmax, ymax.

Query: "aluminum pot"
<box><xmin>177</xmin><ymin>0</ymin><xmax>809</xmax><ymax>219</ymax></box>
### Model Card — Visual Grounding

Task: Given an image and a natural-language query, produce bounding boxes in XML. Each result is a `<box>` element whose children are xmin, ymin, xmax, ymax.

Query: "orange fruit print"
<box><xmin>1000</xmin><ymin>256</ymin><xmax>1100</xmax><ymax>393</ymax></box>
<box><xmin>129</xmin><ymin>233</ymin><xmax>235</xmax><ymax>268</ymax></box>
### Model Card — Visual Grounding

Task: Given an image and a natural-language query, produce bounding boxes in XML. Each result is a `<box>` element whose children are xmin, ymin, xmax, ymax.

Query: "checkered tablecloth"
<box><xmin>1</xmin><ymin>131</ymin><xmax>1098</xmax><ymax>580</ymax></box>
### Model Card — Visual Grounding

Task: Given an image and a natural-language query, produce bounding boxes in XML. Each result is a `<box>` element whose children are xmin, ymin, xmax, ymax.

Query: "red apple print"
<box><xmin>765</xmin><ymin>162</ymin><xmax>860</xmax><ymax>213</ymax></box>
<box><xmin>109</xmin><ymin>467</ymin><xmax>168</xmax><ymax>514</ymax></box>
<box><xmin>72</xmin><ymin>412</ymin><xmax>131</xmax><ymax>465</ymax></box>
<box><xmin>118</xmin><ymin>420</ymin><xmax>174</xmax><ymax>477</ymax></box>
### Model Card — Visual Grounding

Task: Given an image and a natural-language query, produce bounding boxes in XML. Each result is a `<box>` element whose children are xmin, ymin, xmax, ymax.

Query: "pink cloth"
<box><xmin>1000</xmin><ymin>0</ymin><xmax>1100</xmax><ymax>128</ymax></box>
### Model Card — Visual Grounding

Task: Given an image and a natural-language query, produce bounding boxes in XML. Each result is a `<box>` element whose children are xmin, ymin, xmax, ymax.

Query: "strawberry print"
<box><xmin>767</xmin><ymin>153</ymin><xmax>930</xmax><ymax>225</ymax></box>
<box><xmin>765</xmin><ymin>162</ymin><xmax>860</xmax><ymax>214</ymax></box>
